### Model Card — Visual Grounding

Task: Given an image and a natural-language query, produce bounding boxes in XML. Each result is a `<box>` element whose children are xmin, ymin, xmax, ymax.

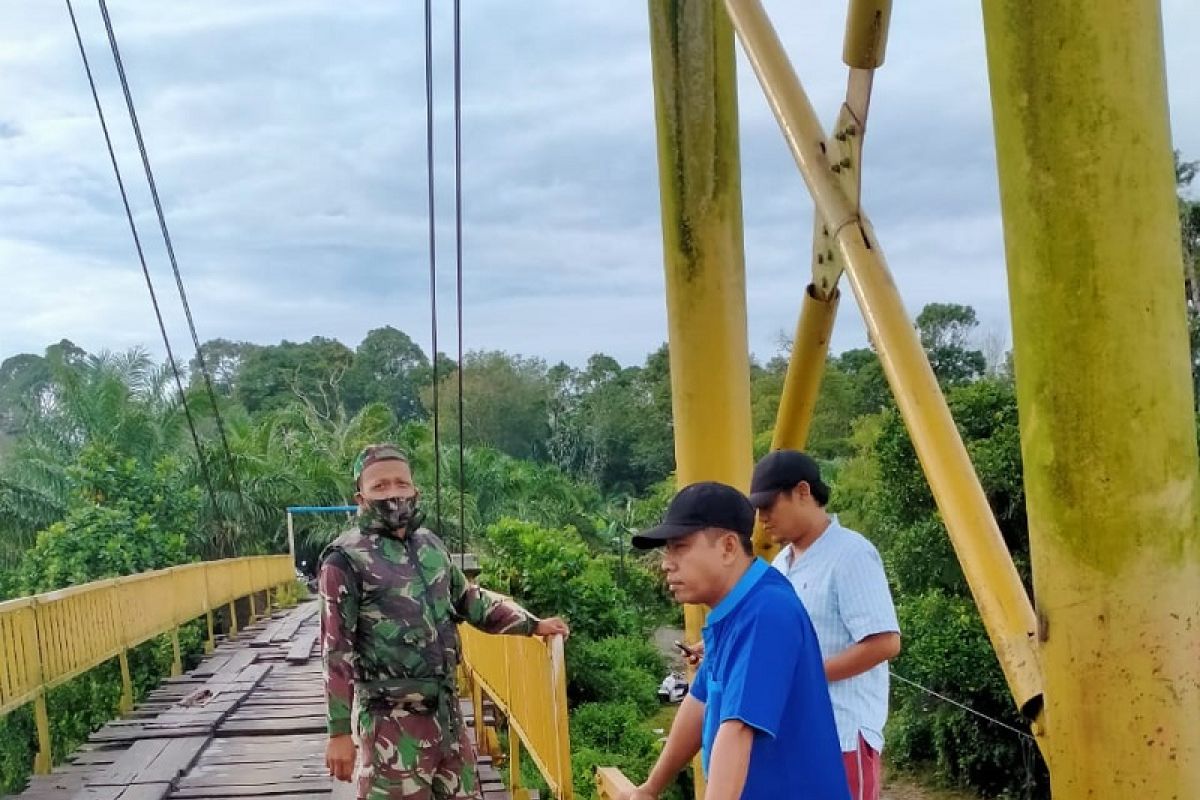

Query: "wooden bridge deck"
<box><xmin>7</xmin><ymin>603</ymin><xmax>511</xmax><ymax>800</ymax></box>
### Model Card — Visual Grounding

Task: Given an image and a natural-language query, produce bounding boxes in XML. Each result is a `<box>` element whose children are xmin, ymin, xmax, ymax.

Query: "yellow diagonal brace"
<box><xmin>723</xmin><ymin>0</ymin><xmax>1045</xmax><ymax>726</ymax></box>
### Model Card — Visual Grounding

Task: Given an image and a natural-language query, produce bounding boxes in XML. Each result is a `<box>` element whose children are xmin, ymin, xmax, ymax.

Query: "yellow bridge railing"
<box><xmin>460</xmin><ymin>625</ymin><xmax>573</xmax><ymax>800</ymax></box>
<box><xmin>0</xmin><ymin>555</ymin><xmax>295</xmax><ymax>774</ymax></box>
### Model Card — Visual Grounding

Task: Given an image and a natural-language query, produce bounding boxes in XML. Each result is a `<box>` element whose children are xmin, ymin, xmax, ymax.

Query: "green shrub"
<box><xmin>480</xmin><ymin>519</ymin><xmax>640</xmax><ymax>641</ymax></box>
<box><xmin>571</xmin><ymin>702</ymin><xmax>658</xmax><ymax>755</ymax></box>
<box><xmin>887</xmin><ymin>591</ymin><xmax>1048</xmax><ymax>796</ymax></box>
<box><xmin>566</xmin><ymin>636</ymin><xmax>663</xmax><ymax>714</ymax></box>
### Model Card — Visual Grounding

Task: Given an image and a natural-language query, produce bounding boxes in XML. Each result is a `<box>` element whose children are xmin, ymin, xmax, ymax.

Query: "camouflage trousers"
<box><xmin>354</xmin><ymin>697</ymin><xmax>481</xmax><ymax>800</ymax></box>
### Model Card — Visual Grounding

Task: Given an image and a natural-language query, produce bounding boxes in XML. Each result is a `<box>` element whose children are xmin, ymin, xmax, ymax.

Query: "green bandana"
<box><xmin>352</xmin><ymin>444</ymin><xmax>408</xmax><ymax>486</ymax></box>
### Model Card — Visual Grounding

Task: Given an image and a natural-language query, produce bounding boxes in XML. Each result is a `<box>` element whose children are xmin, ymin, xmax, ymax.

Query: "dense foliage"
<box><xmin>0</xmin><ymin>161</ymin><xmax>1196</xmax><ymax>798</ymax></box>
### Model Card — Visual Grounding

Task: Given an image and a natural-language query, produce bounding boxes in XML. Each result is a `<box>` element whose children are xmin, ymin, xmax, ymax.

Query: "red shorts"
<box><xmin>842</xmin><ymin>734</ymin><xmax>881</xmax><ymax>800</ymax></box>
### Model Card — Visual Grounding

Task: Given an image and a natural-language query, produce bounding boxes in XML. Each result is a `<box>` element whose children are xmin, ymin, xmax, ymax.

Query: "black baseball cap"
<box><xmin>631</xmin><ymin>482</ymin><xmax>754</xmax><ymax>549</ymax></box>
<box><xmin>749</xmin><ymin>450</ymin><xmax>830</xmax><ymax>508</ymax></box>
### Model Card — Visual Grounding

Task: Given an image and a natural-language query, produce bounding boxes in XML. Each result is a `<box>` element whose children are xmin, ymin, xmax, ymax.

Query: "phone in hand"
<box><xmin>674</xmin><ymin>640</ymin><xmax>696</xmax><ymax>658</ymax></box>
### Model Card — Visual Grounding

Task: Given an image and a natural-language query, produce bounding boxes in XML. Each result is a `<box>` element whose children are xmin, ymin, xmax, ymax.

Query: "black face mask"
<box><xmin>365</xmin><ymin>496</ymin><xmax>421</xmax><ymax>534</ymax></box>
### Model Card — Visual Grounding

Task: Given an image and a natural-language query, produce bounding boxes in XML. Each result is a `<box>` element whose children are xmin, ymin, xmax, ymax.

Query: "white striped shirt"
<box><xmin>771</xmin><ymin>516</ymin><xmax>900</xmax><ymax>753</ymax></box>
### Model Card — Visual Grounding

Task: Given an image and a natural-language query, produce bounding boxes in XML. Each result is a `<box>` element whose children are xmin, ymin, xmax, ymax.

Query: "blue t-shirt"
<box><xmin>690</xmin><ymin>559</ymin><xmax>850</xmax><ymax>800</ymax></box>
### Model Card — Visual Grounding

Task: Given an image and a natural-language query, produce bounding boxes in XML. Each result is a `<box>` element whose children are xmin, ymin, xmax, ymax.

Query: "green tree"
<box><xmin>546</xmin><ymin>352</ymin><xmax>674</xmax><ymax>495</ymax></box>
<box><xmin>343</xmin><ymin>327</ymin><xmax>430</xmax><ymax>422</ymax></box>
<box><xmin>916</xmin><ymin>303</ymin><xmax>987</xmax><ymax>386</ymax></box>
<box><xmin>0</xmin><ymin>353</ymin><xmax>51</xmax><ymax>434</ymax></box>
<box><xmin>235</xmin><ymin>337</ymin><xmax>355</xmax><ymax>418</ymax></box>
<box><xmin>428</xmin><ymin>351</ymin><xmax>552</xmax><ymax>461</ymax></box>
<box><xmin>190</xmin><ymin>338</ymin><xmax>259</xmax><ymax>396</ymax></box>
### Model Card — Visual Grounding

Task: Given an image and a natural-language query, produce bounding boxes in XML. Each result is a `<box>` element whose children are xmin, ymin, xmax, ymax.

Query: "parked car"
<box><xmin>658</xmin><ymin>672</ymin><xmax>689</xmax><ymax>704</ymax></box>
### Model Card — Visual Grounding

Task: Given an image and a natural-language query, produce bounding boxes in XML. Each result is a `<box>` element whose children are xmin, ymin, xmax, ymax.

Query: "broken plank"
<box><xmin>135</xmin><ymin>737</ymin><xmax>210</xmax><ymax>784</ymax></box>
<box><xmin>212</xmin><ymin>651</ymin><xmax>256</xmax><ymax>680</ymax></box>
<box><xmin>192</xmin><ymin>655</ymin><xmax>232</xmax><ymax>679</ymax></box>
<box><xmin>283</xmin><ymin>632</ymin><xmax>318</xmax><ymax>665</ymax></box>
<box><xmin>230</xmin><ymin>664</ymin><xmax>271</xmax><ymax>687</ymax></box>
<box><xmin>270</xmin><ymin>605</ymin><xmax>318</xmax><ymax>643</ymax></box>
<box><xmin>250</xmin><ymin>622</ymin><xmax>284</xmax><ymax>649</ymax></box>
<box><xmin>73</xmin><ymin>782</ymin><xmax>171</xmax><ymax>800</ymax></box>
<box><xmin>88</xmin><ymin>740</ymin><xmax>169</xmax><ymax>786</ymax></box>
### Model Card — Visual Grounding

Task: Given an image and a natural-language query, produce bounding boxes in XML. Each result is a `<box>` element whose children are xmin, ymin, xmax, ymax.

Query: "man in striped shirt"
<box><xmin>750</xmin><ymin>450</ymin><xmax>901</xmax><ymax>800</ymax></box>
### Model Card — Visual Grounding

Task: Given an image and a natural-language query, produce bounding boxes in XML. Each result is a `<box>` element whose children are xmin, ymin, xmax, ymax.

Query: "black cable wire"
<box><xmin>889</xmin><ymin>670</ymin><xmax>1036</xmax><ymax>741</ymax></box>
<box><xmin>424</xmin><ymin>0</ymin><xmax>443</xmax><ymax>534</ymax></box>
<box><xmin>64</xmin><ymin>0</ymin><xmax>223</xmax><ymax>533</ymax></box>
<box><xmin>95</xmin><ymin>0</ymin><xmax>252</xmax><ymax>545</ymax></box>
<box><xmin>453</xmin><ymin>0</ymin><xmax>466</xmax><ymax>558</ymax></box>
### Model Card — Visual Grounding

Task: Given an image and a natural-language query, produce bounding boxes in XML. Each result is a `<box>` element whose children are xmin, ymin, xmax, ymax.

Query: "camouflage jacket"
<box><xmin>319</xmin><ymin>523</ymin><xmax>539</xmax><ymax>737</ymax></box>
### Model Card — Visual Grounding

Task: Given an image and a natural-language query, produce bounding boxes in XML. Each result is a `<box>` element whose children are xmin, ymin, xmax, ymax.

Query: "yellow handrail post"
<box><xmin>170</xmin><ymin>628</ymin><xmax>183</xmax><ymax>677</ymax></box>
<box><xmin>248</xmin><ymin>590</ymin><xmax>258</xmax><ymax>623</ymax></box>
<box><xmin>205</xmin><ymin>610</ymin><xmax>216</xmax><ymax>654</ymax></box>
<box><xmin>721</xmin><ymin>0</ymin><xmax>1045</xmax><ymax>725</ymax></box>
<box><xmin>28</xmin><ymin>596</ymin><xmax>52</xmax><ymax>775</ymax></box>
<box><xmin>471</xmin><ymin>677</ymin><xmax>488</xmax><ymax>758</ymax></box>
<box><xmin>509</xmin><ymin>732</ymin><xmax>529</xmax><ymax>800</ymax></box>
<box><xmin>33</xmin><ymin>692</ymin><xmax>52</xmax><ymax>775</ymax></box>
<box><xmin>982</xmin><ymin>0</ymin><xmax>1200</xmax><ymax>793</ymax></box>
<box><xmin>118</xmin><ymin>651</ymin><xmax>134</xmax><ymax>715</ymax></box>
<box><xmin>550</xmin><ymin>636</ymin><xmax>572</xmax><ymax>800</ymax></box>
<box><xmin>228</xmin><ymin>600</ymin><xmax>239</xmax><ymax>638</ymax></box>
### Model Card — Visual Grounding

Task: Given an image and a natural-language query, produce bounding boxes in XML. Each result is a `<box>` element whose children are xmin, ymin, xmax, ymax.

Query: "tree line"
<box><xmin>0</xmin><ymin>156</ymin><xmax>1195</xmax><ymax>799</ymax></box>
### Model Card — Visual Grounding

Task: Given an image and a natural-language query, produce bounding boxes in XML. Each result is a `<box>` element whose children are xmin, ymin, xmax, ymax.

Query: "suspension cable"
<box><xmin>94</xmin><ymin>0</ymin><xmax>252</xmax><ymax>543</ymax></box>
<box><xmin>424</xmin><ymin>0</ymin><xmax>443</xmax><ymax>534</ymax></box>
<box><xmin>453</xmin><ymin>0</ymin><xmax>467</xmax><ymax>558</ymax></box>
<box><xmin>64</xmin><ymin>0</ymin><xmax>223</xmax><ymax>531</ymax></box>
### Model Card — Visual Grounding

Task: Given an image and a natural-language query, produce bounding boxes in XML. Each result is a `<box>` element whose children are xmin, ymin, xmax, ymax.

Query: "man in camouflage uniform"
<box><xmin>320</xmin><ymin>445</ymin><xmax>570</xmax><ymax>800</ymax></box>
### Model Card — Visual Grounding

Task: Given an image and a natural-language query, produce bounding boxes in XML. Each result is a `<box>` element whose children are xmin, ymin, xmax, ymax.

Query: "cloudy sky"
<box><xmin>1</xmin><ymin>1</ymin><xmax>1198</xmax><ymax>369</ymax></box>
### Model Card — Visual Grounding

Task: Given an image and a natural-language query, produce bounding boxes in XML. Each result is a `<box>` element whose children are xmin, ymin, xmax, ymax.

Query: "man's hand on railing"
<box><xmin>326</xmin><ymin>734</ymin><xmax>357</xmax><ymax>782</ymax></box>
<box><xmin>535</xmin><ymin>616</ymin><xmax>570</xmax><ymax>639</ymax></box>
<box><xmin>618</xmin><ymin>783</ymin><xmax>659</xmax><ymax>800</ymax></box>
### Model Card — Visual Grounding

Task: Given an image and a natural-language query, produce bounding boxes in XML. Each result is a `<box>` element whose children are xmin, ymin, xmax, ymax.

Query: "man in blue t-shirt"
<box><xmin>621</xmin><ymin>482</ymin><xmax>849</xmax><ymax>800</ymax></box>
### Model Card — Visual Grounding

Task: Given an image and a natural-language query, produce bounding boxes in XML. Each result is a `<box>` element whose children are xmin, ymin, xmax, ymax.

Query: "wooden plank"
<box><xmin>185</xmin><ymin>764</ymin><xmax>328</xmax><ymax>782</ymax></box>
<box><xmin>171</xmin><ymin>780</ymin><xmax>331</xmax><ymax>798</ymax></box>
<box><xmin>171</xmin><ymin>794</ymin><xmax>328</xmax><ymax>800</ymax></box>
<box><xmin>116</xmin><ymin>784</ymin><xmax>172</xmax><ymax>800</ymax></box>
<box><xmin>249</xmin><ymin>622</ymin><xmax>284</xmax><ymax>650</ymax></box>
<box><xmin>89</xmin><ymin>740</ymin><xmax>169</xmax><ymax>786</ymax></box>
<box><xmin>202</xmin><ymin>735</ymin><xmax>324</xmax><ymax>752</ymax></box>
<box><xmin>73</xmin><ymin>783</ymin><xmax>171</xmax><ymax>800</ymax></box>
<box><xmin>192</xmin><ymin>655</ymin><xmax>232</xmax><ymax>678</ymax></box>
<box><xmin>272</xmin><ymin>604</ymin><xmax>319</xmax><ymax>643</ymax></box>
<box><xmin>218</xmin><ymin>718</ymin><xmax>327</xmax><ymax>736</ymax></box>
<box><xmin>89</xmin><ymin>726</ymin><xmax>213</xmax><ymax>743</ymax></box>
<box><xmin>284</xmin><ymin>632</ymin><xmax>318</xmax><ymax>665</ymax></box>
<box><xmin>68</xmin><ymin>751</ymin><xmax>123</xmax><ymax>766</ymax></box>
<box><xmin>230</xmin><ymin>664</ymin><xmax>271</xmax><ymax>687</ymax></box>
<box><xmin>213</xmin><ymin>651</ymin><xmax>256</xmax><ymax>680</ymax></box>
<box><xmin>136</xmin><ymin>737</ymin><xmax>209</xmax><ymax>784</ymax></box>
<box><xmin>73</xmin><ymin>786</ymin><xmax>123</xmax><ymax>800</ymax></box>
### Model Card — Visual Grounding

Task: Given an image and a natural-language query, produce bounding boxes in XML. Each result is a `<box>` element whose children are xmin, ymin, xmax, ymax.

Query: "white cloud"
<box><xmin>0</xmin><ymin>0</ymin><xmax>1197</xmax><ymax>369</ymax></box>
